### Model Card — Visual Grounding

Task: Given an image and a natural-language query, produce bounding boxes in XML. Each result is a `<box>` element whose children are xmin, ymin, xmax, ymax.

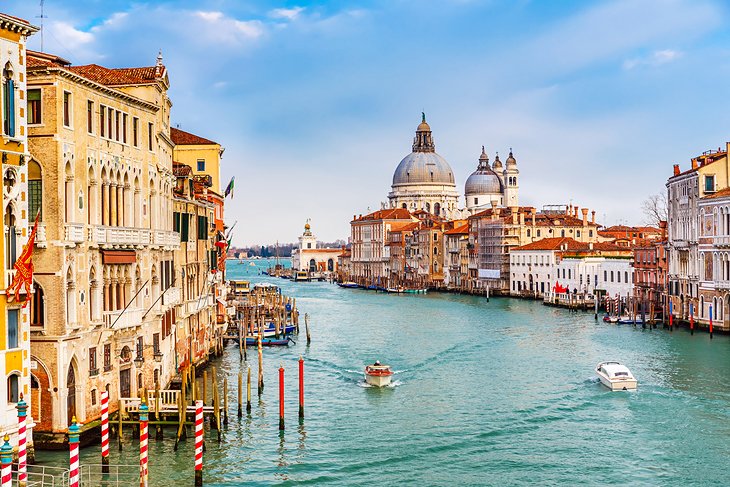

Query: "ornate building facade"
<box><xmin>27</xmin><ymin>50</ymin><xmax>181</xmax><ymax>441</ymax></box>
<box><xmin>0</xmin><ymin>12</ymin><xmax>37</xmax><ymax>455</ymax></box>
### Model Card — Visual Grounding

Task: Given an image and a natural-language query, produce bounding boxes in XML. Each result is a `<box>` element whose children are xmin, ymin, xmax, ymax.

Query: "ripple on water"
<box><xmin>32</xmin><ymin>267</ymin><xmax>730</xmax><ymax>486</ymax></box>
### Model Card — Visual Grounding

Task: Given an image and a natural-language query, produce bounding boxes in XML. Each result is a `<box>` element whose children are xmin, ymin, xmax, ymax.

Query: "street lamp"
<box><xmin>133</xmin><ymin>355</ymin><xmax>144</xmax><ymax>368</ymax></box>
<box><xmin>153</xmin><ymin>351</ymin><xmax>164</xmax><ymax>363</ymax></box>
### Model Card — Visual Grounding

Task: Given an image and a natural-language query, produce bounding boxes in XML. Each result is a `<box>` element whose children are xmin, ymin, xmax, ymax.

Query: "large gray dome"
<box><xmin>392</xmin><ymin>152</ymin><xmax>455</xmax><ymax>186</ymax></box>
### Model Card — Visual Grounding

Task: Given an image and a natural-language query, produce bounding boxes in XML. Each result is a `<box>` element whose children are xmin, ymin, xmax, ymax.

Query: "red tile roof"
<box><xmin>171</xmin><ymin>127</ymin><xmax>218</xmax><ymax>146</ymax></box>
<box><xmin>353</xmin><ymin>208</ymin><xmax>414</xmax><ymax>222</ymax></box>
<box><xmin>68</xmin><ymin>64</ymin><xmax>161</xmax><ymax>86</ymax></box>
<box><xmin>513</xmin><ymin>237</ymin><xmax>628</xmax><ymax>253</ymax></box>
<box><xmin>702</xmin><ymin>187</ymin><xmax>730</xmax><ymax>199</ymax></box>
<box><xmin>445</xmin><ymin>223</ymin><xmax>469</xmax><ymax>235</ymax></box>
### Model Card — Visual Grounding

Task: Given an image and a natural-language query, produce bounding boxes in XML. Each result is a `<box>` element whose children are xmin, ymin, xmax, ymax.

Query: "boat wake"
<box><xmin>358</xmin><ymin>379</ymin><xmax>402</xmax><ymax>388</ymax></box>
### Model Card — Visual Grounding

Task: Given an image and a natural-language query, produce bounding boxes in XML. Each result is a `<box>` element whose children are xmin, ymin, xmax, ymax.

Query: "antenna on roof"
<box><xmin>36</xmin><ymin>0</ymin><xmax>48</xmax><ymax>52</ymax></box>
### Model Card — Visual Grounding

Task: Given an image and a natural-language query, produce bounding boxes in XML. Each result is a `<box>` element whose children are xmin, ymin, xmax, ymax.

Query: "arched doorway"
<box><xmin>66</xmin><ymin>363</ymin><xmax>77</xmax><ymax>424</ymax></box>
<box><xmin>309</xmin><ymin>259</ymin><xmax>316</xmax><ymax>272</ymax></box>
<box><xmin>120</xmin><ymin>346</ymin><xmax>132</xmax><ymax>398</ymax></box>
<box><xmin>327</xmin><ymin>259</ymin><xmax>334</xmax><ymax>272</ymax></box>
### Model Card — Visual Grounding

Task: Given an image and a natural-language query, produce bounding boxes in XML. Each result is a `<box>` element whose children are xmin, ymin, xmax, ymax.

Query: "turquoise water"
<box><xmin>37</xmin><ymin>259</ymin><xmax>730</xmax><ymax>485</ymax></box>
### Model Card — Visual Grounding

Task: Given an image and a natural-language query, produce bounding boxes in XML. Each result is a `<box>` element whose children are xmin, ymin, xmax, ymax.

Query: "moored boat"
<box><xmin>595</xmin><ymin>361</ymin><xmax>637</xmax><ymax>391</ymax></box>
<box><xmin>386</xmin><ymin>286</ymin><xmax>404</xmax><ymax>293</ymax></box>
<box><xmin>403</xmin><ymin>288</ymin><xmax>427</xmax><ymax>294</ymax></box>
<box><xmin>337</xmin><ymin>282</ymin><xmax>360</xmax><ymax>289</ymax></box>
<box><xmin>245</xmin><ymin>337</ymin><xmax>293</xmax><ymax>347</ymax></box>
<box><xmin>364</xmin><ymin>361</ymin><xmax>393</xmax><ymax>387</ymax></box>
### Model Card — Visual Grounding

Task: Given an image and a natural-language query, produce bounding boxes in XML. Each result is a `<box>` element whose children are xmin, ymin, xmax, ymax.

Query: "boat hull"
<box><xmin>364</xmin><ymin>374</ymin><xmax>392</xmax><ymax>387</ymax></box>
<box><xmin>245</xmin><ymin>337</ymin><xmax>292</xmax><ymax>347</ymax></box>
<box><xmin>598</xmin><ymin>375</ymin><xmax>637</xmax><ymax>391</ymax></box>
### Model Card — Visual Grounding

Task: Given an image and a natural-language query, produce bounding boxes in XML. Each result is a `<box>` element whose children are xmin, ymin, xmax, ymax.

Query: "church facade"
<box><xmin>387</xmin><ymin>115</ymin><xmax>519</xmax><ymax>217</ymax></box>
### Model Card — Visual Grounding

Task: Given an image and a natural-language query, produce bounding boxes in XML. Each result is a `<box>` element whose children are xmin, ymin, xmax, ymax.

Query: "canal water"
<box><xmin>37</xmin><ymin>259</ymin><xmax>730</xmax><ymax>485</ymax></box>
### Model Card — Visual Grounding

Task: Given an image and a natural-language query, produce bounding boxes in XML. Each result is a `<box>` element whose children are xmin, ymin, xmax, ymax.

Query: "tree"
<box><xmin>642</xmin><ymin>192</ymin><xmax>668</xmax><ymax>227</ymax></box>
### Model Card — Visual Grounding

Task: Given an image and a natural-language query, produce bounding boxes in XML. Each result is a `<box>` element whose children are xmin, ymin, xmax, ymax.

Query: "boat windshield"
<box><xmin>613</xmin><ymin>371</ymin><xmax>629</xmax><ymax>377</ymax></box>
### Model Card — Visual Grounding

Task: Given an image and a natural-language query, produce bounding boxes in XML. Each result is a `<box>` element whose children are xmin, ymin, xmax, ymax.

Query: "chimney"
<box><xmin>353</xmin><ymin>214</ymin><xmax>356</xmax><ymax>221</ymax></box>
<box><xmin>659</xmin><ymin>220</ymin><xmax>667</xmax><ymax>240</ymax></box>
<box><xmin>691</xmin><ymin>158</ymin><xmax>698</xmax><ymax>170</ymax></box>
<box><xmin>581</xmin><ymin>208</ymin><xmax>588</xmax><ymax>226</ymax></box>
<box><xmin>591</xmin><ymin>210</ymin><xmax>596</xmax><ymax>224</ymax></box>
<box><xmin>574</xmin><ymin>206</ymin><xmax>579</xmax><ymax>218</ymax></box>
<box><xmin>673</xmin><ymin>164</ymin><xmax>680</xmax><ymax>176</ymax></box>
<box><xmin>519</xmin><ymin>211</ymin><xmax>525</xmax><ymax>225</ymax></box>
<box><xmin>532</xmin><ymin>210</ymin><xmax>536</xmax><ymax>227</ymax></box>
<box><xmin>589</xmin><ymin>242</ymin><xmax>593</xmax><ymax>250</ymax></box>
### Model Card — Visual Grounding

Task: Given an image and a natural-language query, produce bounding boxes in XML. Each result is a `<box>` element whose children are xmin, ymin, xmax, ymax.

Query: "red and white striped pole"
<box><xmin>101</xmin><ymin>391</ymin><xmax>110</xmax><ymax>473</ymax></box>
<box><xmin>69</xmin><ymin>417</ymin><xmax>81</xmax><ymax>487</ymax></box>
<box><xmin>194</xmin><ymin>400</ymin><xmax>203</xmax><ymax>486</ymax></box>
<box><xmin>0</xmin><ymin>435</ymin><xmax>11</xmax><ymax>487</ymax></box>
<box><xmin>16</xmin><ymin>393</ymin><xmax>28</xmax><ymax>486</ymax></box>
<box><xmin>139</xmin><ymin>398</ymin><xmax>149</xmax><ymax>487</ymax></box>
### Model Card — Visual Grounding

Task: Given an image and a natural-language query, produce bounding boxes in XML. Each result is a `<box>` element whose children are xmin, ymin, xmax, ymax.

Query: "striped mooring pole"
<box><xmin>139</xmin><ymin>398</ymin><xmax>149</xmax><ymax>487</ymax></box>
<box><xmin>279</xmin><ymin>365</ymin><xmax>285</xmax><ymax>431</ymax></box>
<box><xmin>69</xmin><ymin>417</ymin><xmax>81</xmax><ymax>487</ymax></box>
<box><xmin>194</xmin><ymin>400</ymin><xmax>203</xmax><ymax>486</ymax></box>
<box><xmin>298</xmin><ymin>357</ymin><xmax>304</xmax><ymax>420</ymax></box>
<box><xmin>17</xmin><ymin>393</ymin><xmax>28</xmax><ymax>487</ymax></box>
<box><xmin>101</xmin><ymin>391</ymin><xmax>110</xmax><ymax>473</ymax></box>
<box><xmin>0</xmin><ymin>435</ymin><xmax>11</xmax><ymax>487</ymax></box>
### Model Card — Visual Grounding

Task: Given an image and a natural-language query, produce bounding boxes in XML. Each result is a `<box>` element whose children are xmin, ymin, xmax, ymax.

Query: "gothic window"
<box><xmin>6</xmin><ymin>374</ymin><xmax>18</xmax><ymax>403</ymax></box>
<box><xmin>7</xmin><ymin>309</ymin><xmax>18</xmax><ymax>349</ymax></box>
<box><xmin>31</xmin><ymin>281</ymin><xmax>45</xmax><ymax>327</ymax></box>
<box><xmin>2</xmin><ymin>62</ymin><xmax>15</xmax><ymax>137</ymax></box>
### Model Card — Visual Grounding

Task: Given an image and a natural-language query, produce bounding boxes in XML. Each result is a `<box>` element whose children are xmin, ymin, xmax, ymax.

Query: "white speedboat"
<box><xmin>595</xmin><ymin>361</ymin><xmax>637</xmax><ymax>391</ymax></box>
<box><xmin>364</xmin><ymin>361</ymin><xmax>393</xmax><ymax>387</ymax></box>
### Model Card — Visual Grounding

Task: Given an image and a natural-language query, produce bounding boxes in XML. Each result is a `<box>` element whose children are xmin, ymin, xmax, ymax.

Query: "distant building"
<box><xmin>632</xmin><ymin>222</ymin><xmax>667</xmax><ymax>320</ymax></box>
<box><xmin>291</xmin><ymin>222</ymin><xmax>341</xmax><ymax>273</ymax></box>
<box><xmin>510</xmin><ymin>238</ymin><xmax>633</xmax><ymax>298</ymax></box>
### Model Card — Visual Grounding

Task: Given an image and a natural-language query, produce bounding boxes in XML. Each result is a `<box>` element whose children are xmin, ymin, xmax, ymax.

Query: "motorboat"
<box><xmin>602</xmin><ymin>315</ymin><xmax>619</xmax><ymax>324</ymax></box>
<box><xmin>386</xmin><ymin>286</ymin><xmax>404</xmax><ymax>293</ymax></box>
<box><xmin>595</xmin><ymin>361</ymin><xmax>637</xmax><ymax>391</ymax></box>
<box><xmin>293</xmin><ymin>271</ymin><xmax>311</xmax><ymax>282</ymax></box>
<box><xmin>337</xmin><ymin>282</ymin><xmax>360</xmax><ymax>289</ymax></box>
<box><xmin>364</xmin><ymin>361</ymin><xmax>393</xmax><ymax>387</ymax></box>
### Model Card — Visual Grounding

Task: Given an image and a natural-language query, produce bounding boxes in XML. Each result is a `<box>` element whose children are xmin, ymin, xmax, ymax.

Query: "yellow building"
<box><xmin>170</xmin><ymin>127</ymin><xmax>223</xmax><ymax>194</ymax></box>
<box><xmin>0</xmin><ymin>12</ymin><xmax>38</xmax><ymax>456</ymax></box>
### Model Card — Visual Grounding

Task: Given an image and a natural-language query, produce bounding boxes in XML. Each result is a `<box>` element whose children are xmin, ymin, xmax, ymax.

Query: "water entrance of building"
<box><xmin>66</xmin><ymin>365</ymin><xmax>76</xmax><ymax>425</ymax></box>
<box><xmin>120</xmin><ymin>368</ymin><xmax>131</xmax><ymax>398</ymax></box>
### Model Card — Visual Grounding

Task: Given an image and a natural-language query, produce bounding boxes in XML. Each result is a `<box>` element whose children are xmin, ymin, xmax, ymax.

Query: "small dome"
<box><xmin>304</xmin><ymin>222</ymin><xmax>311</xmax><ymax>230</ymax></box>
<box><xmin>416</xmin><ymin>111</ymin><xmax>431</xmax><ymax>132</ymax></box>
<box><xmin>506</xmin><ymin>150</ymin><xmax>517</xmax><ymax>167</ymax></box>
<box><xmin>465</xmin><ymin>147</ymin><xmax>503</xmax><ymax>196</ymax></box>
<box><xmin>492</xmin><ymin>153</ymin><xmax>503</xmax><ymax>171</ymax></box>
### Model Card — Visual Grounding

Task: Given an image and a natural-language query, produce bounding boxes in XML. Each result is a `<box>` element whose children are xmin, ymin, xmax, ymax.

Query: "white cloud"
<box><xmin>623</xmin><ymin>49</ymin><xmax>682</xmax><ymax>70</ymax></box>
<box><xmin>91</xmin><ymin>12</ymin><xmax>129</xmax><ymax>31</ymax></box>
<box><xmin>49</xmin><ymin>21</ymin><xmax>94</xmax><ymax>47</ymax></box>
<box><xmin>194</xmin><ymin>10</ymin><xmax>264</xmax><ymax>42</ymax></box>
<box><xmin>268</xmin><ymin>7</ymin><xmax>305</xmax><ymax>21</ymax></box>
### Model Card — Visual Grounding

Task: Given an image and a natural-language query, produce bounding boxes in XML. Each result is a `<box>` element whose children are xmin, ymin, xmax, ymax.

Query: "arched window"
<box><xmin>625</xmin><ymin>271</ymin><xmax>629</xmax><ymax>283</ymax></box>
<box><xmin>401</xmin><ymin>203</ymin><xmax>407</xmax><ymax>209</ymax></box>
<box><xmin>434</xmin><ymin>202</ymin><xmax>441</xmax><ymax>216</ymax></box>
<box><xmin>4</xmin><ymin>202</ymin><xmax>17</xmax><ymax>268</ymax></box>
<box><xmin>309</xmin><ymin>259</ymin><xmax>316</xmax><ymax>272</ymax></box>
<box><xmin>2</xmin><ymin>62</ymin><xmax>15</xmax><ymax>137</ymax></box>
<box><xmin>327</xmin><ymin>259</ymin><xmax>334</xmax><ymax>272</ymax></box>
<box><xmin>7</xmin><ymin>374</ymin><xmax>18</xmax><ymax>403</ymax></box>
<box><xmin>425</xmin><ymin>202</ymin><xmax>431</xmax><ymax>213</ymax></box>
<box><xmin>561</xmin><ymin>230</ymin><xmax>565</xmax><ymax>237</ymax></box>
<box><xmin>31</xmin><ymin>281</ymin><xmax>45</xmax><ymax>327</ymax></box>
<box><xmin>29</xmin><ymin>160</ymin><xmax>42</xmax><ymax>221</ymax></box>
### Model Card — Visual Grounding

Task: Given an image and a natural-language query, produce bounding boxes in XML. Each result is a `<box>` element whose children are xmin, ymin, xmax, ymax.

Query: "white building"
<box><xmin>510</xmin><ymin>237</ymin><xmax>633</xmax><ymax>298</ymax></box>
<box><xmin>291</xmin><ymin>222</ymin><xmax>341</xmax><ymax>273</ymax></box>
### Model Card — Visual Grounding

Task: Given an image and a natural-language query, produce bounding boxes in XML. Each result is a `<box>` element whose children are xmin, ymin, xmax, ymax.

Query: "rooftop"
<box><xmin>171</xmin><ymin>127</ymin><xmax>219</xmax><ymax>146</ymax></box>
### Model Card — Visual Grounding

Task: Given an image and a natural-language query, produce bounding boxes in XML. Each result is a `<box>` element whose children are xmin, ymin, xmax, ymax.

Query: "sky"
<box><xmin>6</xmin><ymin>0</ymin><xmax>730</xmax><ymax>245</ymax></box>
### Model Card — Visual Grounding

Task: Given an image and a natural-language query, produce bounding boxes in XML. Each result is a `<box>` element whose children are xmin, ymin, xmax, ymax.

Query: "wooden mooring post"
<box><xmin>237</xmin><ymin>371</ymin><xmax>243</xmax><ymax>418</ymax></box>
<box><xmin>223</xmin><ymin>377</ymin><xmax>229</xmax><ymax>426</ymax></box>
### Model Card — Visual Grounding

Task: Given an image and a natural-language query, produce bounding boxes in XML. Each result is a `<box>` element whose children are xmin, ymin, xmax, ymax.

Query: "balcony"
<box><xmin>153</xmin><ymin>230</ymin><xmax>181</xmax><ymax>247</ymax></box>
<box><xmin>91</xmin><ymin>225</ymin><xmax>151</xmax><ymax>247</ymax></box>
<box><xmin>162</xmin><ymin>286</ymin><xmax>181</xmax><ymax>306</ymax></box>
<box><xmin>65</xmin><ymin>223</ymin><xmax>85</xmax><ymax>243</ymax></box>
<box><xmin>183</xmin><ymin>294</ymin><xmax>214</xmax><ymax>316</ymax></box>
<box><xmin>714</xmin><ymin>236</ymin><xmax>730</xmax><ymax>247</ymax></box>
<box><xmin>103</xmin><ymin>307</ymin><xmax>145</xmax><ymax>330</ymax></box>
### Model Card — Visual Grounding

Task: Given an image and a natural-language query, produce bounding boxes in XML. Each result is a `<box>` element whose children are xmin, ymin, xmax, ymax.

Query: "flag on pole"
<box><xmin>6</xmin><ymin>211</ymin><xmax>40</xmax><ymax>306</ymax></box>
<box><xmin>224</xmin><ymin>177</ymin><xmax>235</xmax><ymax>199</ymax></box>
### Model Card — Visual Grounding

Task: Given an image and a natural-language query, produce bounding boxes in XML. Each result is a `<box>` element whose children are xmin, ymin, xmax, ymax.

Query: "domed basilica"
<box><xmin>387</xmin><ymin>114</ymin><xmax>519</xmax><ymax>218</ymax></box>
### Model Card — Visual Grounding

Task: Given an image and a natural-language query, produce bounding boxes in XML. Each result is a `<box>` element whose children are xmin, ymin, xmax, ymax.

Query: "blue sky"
<box><xmin>7</xmin><ymin>0</ymin><xmax>730</xmax><ymax>245</ymax></box>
